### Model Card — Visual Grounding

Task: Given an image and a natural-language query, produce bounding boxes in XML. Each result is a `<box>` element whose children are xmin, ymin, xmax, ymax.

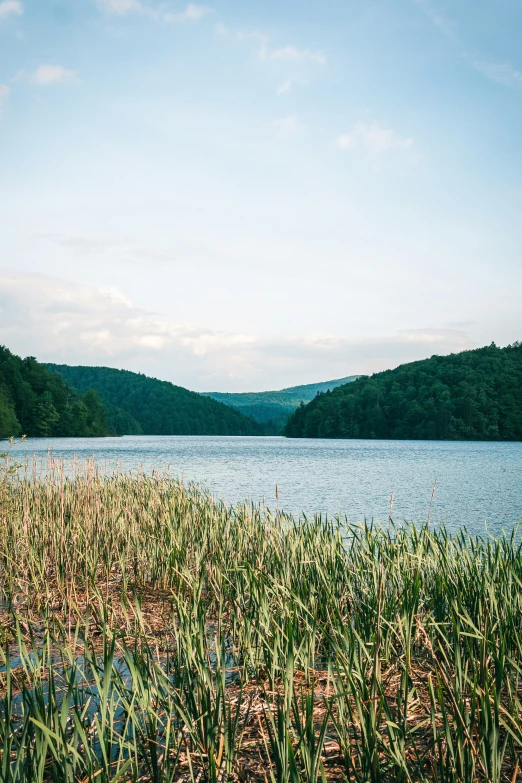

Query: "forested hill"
<box><xmin>204</xmin><ymin>376</ymin><xmax>359</xmax><ymax>432</ymax></box>
<box><xmin>0</xmin><ymin>346</ymin><xmax>109</xmax><ymax>438</ymax></box>
<box><xmin>48</xmin><ymin>365</ymin><xmax>264</xmax><ymax>436</ymax></box>
<box><xmin>284</xmin><ymin>343</ymin><xmax>522</xmax><ymax>441</ymax></box>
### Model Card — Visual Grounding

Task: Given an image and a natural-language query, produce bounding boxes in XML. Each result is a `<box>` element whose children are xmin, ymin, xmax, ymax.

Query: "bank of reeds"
<box><xmin>1</xmin><ymin>460</ymin><xmax>521</xmax><ymax>781</ymax></box>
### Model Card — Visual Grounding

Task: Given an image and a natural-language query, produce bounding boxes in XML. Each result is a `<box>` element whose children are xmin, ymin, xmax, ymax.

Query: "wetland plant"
<box><xmin>0</xmin><ymin>459</ymin><xmax>521</xmax><ymax>781</ymax></box>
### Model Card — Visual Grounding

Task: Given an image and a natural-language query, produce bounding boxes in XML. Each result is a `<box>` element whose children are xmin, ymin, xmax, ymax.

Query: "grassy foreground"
<box><xmin>1</xmin><ymin>461</ymin><xmax>521</xmax><ymax>782</ymax></box>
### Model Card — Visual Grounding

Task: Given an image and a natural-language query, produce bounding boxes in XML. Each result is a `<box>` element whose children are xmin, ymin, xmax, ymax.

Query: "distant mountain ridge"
<box><xmin>285</xmin><ymin>343</ymin><xmax>522</xmax><ymax>441</ymax></box>
<box><xmin>47</xmin><ymin>364</ymin><xmax>264</xmax><ymax>436</ymax></box>
<box><xmin>203</xmin><ymin>376</ymin><xmax>359</xmax><ymax>431</ymax></box>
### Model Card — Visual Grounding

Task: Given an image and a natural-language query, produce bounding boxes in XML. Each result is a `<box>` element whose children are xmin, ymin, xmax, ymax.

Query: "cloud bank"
<box><xmin>0</xmin><ymin>272</ymin><xmax>474</xmax><ymax>391</ymax></box>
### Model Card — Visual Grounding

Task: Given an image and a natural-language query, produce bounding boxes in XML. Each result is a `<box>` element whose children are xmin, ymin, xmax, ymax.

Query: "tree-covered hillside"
<box><xmin>284</xmin><ymin>343</ymin><xmax>522</xmax><ymax>441</ymax></box>
<box><xmin>0</xmin><ymin>346</ymin><xmax>109</xmax><ymax>438</ymax></box>
<box><xmin>48</xmin><ymin>365</ymin><xmax>264</xmax><ymax>436</ymax></box>
<box><xmin>204</xmin><ymin>376</ymin><xmax>359</xmax><ymax>432</ymax></box>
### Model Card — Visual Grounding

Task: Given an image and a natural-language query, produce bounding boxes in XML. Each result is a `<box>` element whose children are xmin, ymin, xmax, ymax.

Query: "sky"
<box><xmin>0</xmin><ymin>0</ymin><xmax>521</xmax><ymax>391</ymax></box>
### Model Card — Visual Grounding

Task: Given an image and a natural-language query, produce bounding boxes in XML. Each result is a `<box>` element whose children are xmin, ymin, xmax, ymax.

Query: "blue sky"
<box><xmin>0</xmin><ymin>0</ymin><xmax>521</xmax><ymax>390</ymax></box>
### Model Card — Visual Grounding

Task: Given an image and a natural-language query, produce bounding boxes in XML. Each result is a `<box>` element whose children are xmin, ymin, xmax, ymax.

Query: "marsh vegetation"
<box><xmin>1</xmin><ymin>459</ymin><xmax>521</xmax><ymax>781</ymax></box>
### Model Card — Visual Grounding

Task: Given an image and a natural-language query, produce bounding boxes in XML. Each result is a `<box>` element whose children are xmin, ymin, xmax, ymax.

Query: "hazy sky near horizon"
<box><xmin>0</xmin><ymin>0</ymin><xmax>521</xmax><ymax>391</ymax></box>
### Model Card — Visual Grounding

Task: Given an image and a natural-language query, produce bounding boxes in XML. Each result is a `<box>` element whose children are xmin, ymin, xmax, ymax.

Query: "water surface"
<box><xmin>10</xmin><ymin>436</ymin><xmax>522</xmax><ymax>536</ymax></box>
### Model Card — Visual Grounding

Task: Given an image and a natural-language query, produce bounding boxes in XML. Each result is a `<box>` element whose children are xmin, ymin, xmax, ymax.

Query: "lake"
<box><xmin>8</xmin><ymin>436</ymin><xmax>522</xmax><ymax>536</ymax></box>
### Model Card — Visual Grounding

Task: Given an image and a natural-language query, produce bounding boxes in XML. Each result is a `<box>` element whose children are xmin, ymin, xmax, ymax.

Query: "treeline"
<box><xmin>285</xmin><ymin>343</ymin><xmax>522</xmax><ymax>441</ymax></box>
<box><xmin>48</xmin><ymin>364</ymin><xmax>264</xmax><ymax>436</ymax></box>
<box><xmin>0</xmin><ymin>346</ymin><xmax>108</xmax><ymax>438</ymax></box>
<box><xmin>0</xmin><ymin>347</ymin><xmax>266</xmax><ymax>439</ymax></box>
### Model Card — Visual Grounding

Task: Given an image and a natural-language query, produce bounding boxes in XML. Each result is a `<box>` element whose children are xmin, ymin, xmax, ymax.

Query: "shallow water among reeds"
<box><xmin>1</xmin><ymin>465</ymin><xmax>522</xmax><ymax>781</ymax></box>
<box><xmin>11</xmin><ymin>435</ymin><xmax>522</xmax><ymax>534</ymax></box>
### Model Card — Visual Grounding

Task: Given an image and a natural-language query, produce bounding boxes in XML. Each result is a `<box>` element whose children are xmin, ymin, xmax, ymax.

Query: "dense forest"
<box><xmin>48</xmin><ymin>364</ymin><xmax>264</xmax><ymax>436</ymax></box>
<box><xmin>205</xmin><ymin>375</ymin><xmax>359</xmax><ymax>432</ymax></box>
<box><xmin>285</xmin><ymin>343</ymin><xmax>522</xmax><ymax>441</ymax></box>
<box><xmin>0</xmin><ymin>346</ymin><xmax>109</xmax><ymax>438</ymax></box>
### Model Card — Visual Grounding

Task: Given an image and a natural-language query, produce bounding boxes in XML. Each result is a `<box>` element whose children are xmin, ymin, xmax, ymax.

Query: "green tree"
<box><xmin>46</xmin><ymin>363</ymin><xmax>264</xmax><ymax>436</ymax></box>
<box><xmin>285</xmin><ymin>342</ymin><xmax>522</xmax><ymax>441</ymax></box>
<box><xmin>35</xmin><ymin>391</ymin><xmax>60</xmax><ymax>436</ymax></box>
<box><xmin>0</xmin><ymin>387</ymin><xmax>21</xmax><ymax>438</ymax></box>
<box><xmin>0</xmin><ymin>345</ymin><xmax>112</xmax><ymax>438</ymax></box>
<box><xmin>82</xmin><ymin>389</ymin><xmax>108</xmax><ymax>436</ymax></box>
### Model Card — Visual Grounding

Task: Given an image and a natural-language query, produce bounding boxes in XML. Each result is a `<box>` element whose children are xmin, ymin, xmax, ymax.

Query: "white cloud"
<box><xmin>277</xmin><ymin>79</ymin><xmax>292</xmax><ymax>95</ymax></box>
<box><xmin>0</xmin><ymin>0</ymin><xmax>23</xmax><ymax>19</ymax></box>
<box><xmin>214</xmin><ymin>21</ymin><xmax>229</xmax><ymax>37</ymax></box>
<box><xmin>0</xmin><ymin>271</ymin><xmax>474</xmax><ymax>391</ymax></box>
<box><xmin>164</xmin><ymin>3</ymin><xmax>212</xmax><ymax>22</ymax></box>
<box><xmin>413</xmin><ymin>0</ymin><xmax>456</xmax><ymax>40</ymax></box>
<box><xmin>0</xmin><ymin>84</ymin><xmax>10</xmax><ymax>108</ymax></box>
<box><xmin>472</xmin><ymin>61</ymin><xmax>522</xmax><ymax>95</ymax></box>
<box><xmin>336</xmin><ymin>122</ymin><xmax>413</xmax><ymax>153</ymax></box>
<box><xmin>14</xmin><ymin>64</ymin><xmax>79</xmax><ymax>86</ymax></box>
<box><xmin>98</xmin><ymin>286</ymin><xmax>134</xmax><ymax>308</ymax></box>
<box><xmin>214</xmin><ymin>26</ymin><xmax>325</xmax><ymax>67</ymax></box>
<box><xmin>0</xmin><ymin>271</ymin><xmax>257</xmax><ymax>385</ymax></box>
<box><xmin>272</xmin><ymin>115</ymin><xmax>299</xmax><ymax>139</ymax></box>
<box><xmin>266</xmin><ymin>44</ymin><xmax>326</xmax><ymax>65</ymax></box>
<box><xmin>95</xmin><ymin>0</ymin><xmax>151</xmax><ymax>15</ymax></box>
<box><xmin>414</xmin><ymin>0</ymin><xmax>522</xmax><ymax>98</ymax></box>
<box><xmin>95</xmin><ymin>0</ymin><xmax>211</xmax><ymax>21</ymax></box>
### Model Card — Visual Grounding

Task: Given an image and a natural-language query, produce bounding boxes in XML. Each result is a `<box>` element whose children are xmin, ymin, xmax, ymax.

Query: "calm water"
<box><xmin>9</xmin><ymin>436</ymin><xmax>522</xmax><ymax>536</ymax></box>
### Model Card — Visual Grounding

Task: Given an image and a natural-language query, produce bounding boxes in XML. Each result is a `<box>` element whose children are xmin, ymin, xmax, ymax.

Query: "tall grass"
<box><xmin>1</xmin><ymin>458</ymin><xmax>521</xmax><ymax>781</ymax></box>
